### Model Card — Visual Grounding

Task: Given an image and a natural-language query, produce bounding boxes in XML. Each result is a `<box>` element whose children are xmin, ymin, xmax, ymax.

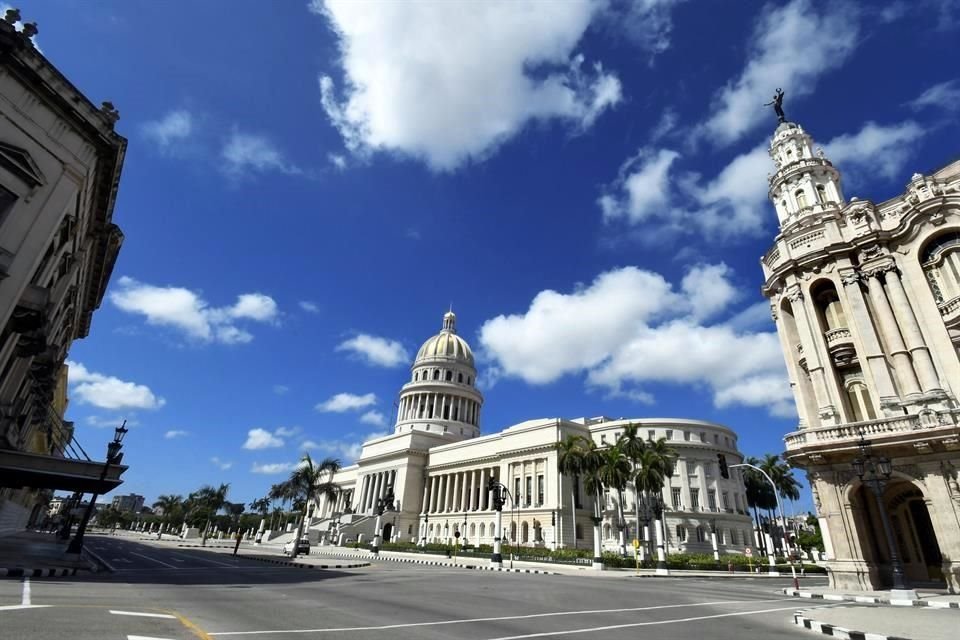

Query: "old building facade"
<box><xmin>760</xmin><ymin>117</ymin><xmax>960</xmax><ymax>591</ymax></box>
<box><xmin>308</xmin><ymin>311</ymin><xmax>754</xmax><ymax>558</ymax></box>
<box><xmin>0</xmin><ymin>10</ymin><xmax>127</xmax><ymax>535</ymax></box>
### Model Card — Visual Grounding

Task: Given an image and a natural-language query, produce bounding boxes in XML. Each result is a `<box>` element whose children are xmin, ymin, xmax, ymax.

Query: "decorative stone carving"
<box><xmin>4</xmin><ymin>8</ymin><xmax>20</xmax><ymax>24</ymax></box>
<box><xmin>913</xmin><ymin>441</ymin><xmax>933</xmax><ymax>453</ymax></box>
<box><xmin>100</xmin><ymin>101</ymin><xmax>120</xmax><ymax>126</ymax></box>
<box><xmin>862</xmin><ymin>261</ymin><xmax>897</xmax><ymax>280</ymax></box>
<box><xmin>860</xmin><ymin>244</ymin><xmax>882</xmax><ymax>261</ymax></box>
<box><xmin>918</xmin><ymin>409</ymin><xmax>939</xmax><ymax>428</ymax></box>
<box><xmin>770</xmin><ymin>302</ymin><xmax>778</xmax><ymax>322</ymax></box>
<box><xmin>839</xmin><ymin>270</ymin><xmax>861</xmax><ymax>286</ymax></box>
<box><xmin>786</xmin><ymin>285</ymin><xmax>804</xmax><ymax>303</ymax></box>
<box><xmin>943</xmin><ymin>462</ymin><xmax>960</xmax><ymax>505</ymax></box>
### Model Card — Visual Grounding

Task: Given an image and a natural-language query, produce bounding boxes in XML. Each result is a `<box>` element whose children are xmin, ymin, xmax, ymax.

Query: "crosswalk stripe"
<box><xmin>109</xmin><ymin>610</ymin><xmax>178</xmax><ymax>619</ymax></box>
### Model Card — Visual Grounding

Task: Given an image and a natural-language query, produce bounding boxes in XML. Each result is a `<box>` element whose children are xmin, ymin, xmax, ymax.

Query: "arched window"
<box><xmin>816</xmin><ymin>184</ymin><xmax>827</xmax><ymax>203</ymax></box>
<box><xmin>458</xmin><ymin>373</ymin><xmax>463</xmax><ymax>383</ymax></box>
<box><xmin>814</xmin><ymin>284</ymin><xmax>847</xmax><ymax>331</ymax></box>
<box><xmin>433</xmin><ymin>369</ymin><xmax>440</xmax><ymax>380</ymax></box>
<box><xmin>795</xmin><ymin>188</ymin><xmax>808</xmax><ymax>209</ymax></box>
<box><xmin>509</xmin><ymin>521</ymin><xmax>517</xmax><ymax>541</ymax></box>
<box><xmin>479</xmin><ymin>523</ymin><xmax>486</xmax><ymax>538</ymax></box>
<box><xmin>717</xmin><ymin>529</ymin><xmax>725</xmax><ymax>544</ymax></box>
<box><xmin>676</xmin><ymin>525</ymin><xmax>686</xmax><ymax>541</ymax></box>
<box><xmin>445</xmin><ymin>370</ymin><xmax>453</xmax><ymax>381</ymax></box>
<box><xmin>845</xmin><ymin>381</ymin><xmax>877</xmax><ymax>422</ymax></box>
<box><xmin>603</xmin><ymin>523</ymin><xmax>612</xmax><ymax>539</ymax></box>
<box><xmin>921</xmin><ymin>231</ymin><xmax>960</xmax><ymax>306</ymax></box>
<box><xmin>521</xmin><ymin>521</ymin><xmax>529</xmax><ymax>544</ymax></box>
<box><xmin>696</xmin><ymin>526</ymin><xmax>706</xmax><ymax>543</ymax></box>
<box><xmin>414</xmin><ymin>371</ymin><xmax>418</xmax><ymax>381</ymax></box>
<box><xmin>469</xmin><ymin>523</ymin><xmax>476</xmax><ymax>537</ymax></box>
<box><xmin>467</xmin><ymin>377</ymin><xmax>472</xmax><ymax>385</ymax></box>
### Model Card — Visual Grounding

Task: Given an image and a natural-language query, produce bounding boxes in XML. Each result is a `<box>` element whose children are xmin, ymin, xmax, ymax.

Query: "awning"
<box><xmin>0</xmin><ymin>449</ymin><xmax>127</xmax><ymax>494</ymax></box>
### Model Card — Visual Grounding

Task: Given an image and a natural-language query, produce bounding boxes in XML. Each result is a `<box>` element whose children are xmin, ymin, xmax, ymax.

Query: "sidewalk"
<box><xmin>795</xmin><ymin>605</ymin><xmax>957</xmax><ymax>640</ymax></box>
<box><xmin>0</xmin><ymin>530</ymin><xmax>96</xmax><ymax>577</ymax></box>
<box><xmin>784</xmin><ymin>586</ymin><xmax>960</xmax><ymax>607</ymax></box>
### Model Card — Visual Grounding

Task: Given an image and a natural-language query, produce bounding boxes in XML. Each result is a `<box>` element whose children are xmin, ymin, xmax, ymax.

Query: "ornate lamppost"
<box><xmin>486</xmin><ymin>477</ymin><xmax>507</xmax><ymax>569</ymax></box>
<box><xmin>419</xmin><ymin>512</ymin><xmax>429</xmax><ymax>548</ymax></box>
<box><xmin>371</xmin><ymin>489</ymin><xmax>396</xmax><ymax>555</ymax></box>
<box><xmin>67</xmin><ymin>422</ymin><xmax>127</xmax><ymax>555</ymax></box>
<box><xmin>852</xmin><ymin>435</ymin><xmax>915</xmax><ymax>598</ymax></box>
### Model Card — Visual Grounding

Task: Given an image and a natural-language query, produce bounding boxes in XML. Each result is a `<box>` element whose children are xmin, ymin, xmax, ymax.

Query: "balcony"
<box><xmin>939</xmin><ymin>295</ymin><xmax>960</xmax><ymax>325</ymax></box>
<box><xmin>784</xmin><ymin>409</ymin><xmax>960</xmax><ymax>454</ymax></box>
<box><xmin>824</xmin><ymin>327</ymin><xmax>857</xmax><ymax>367</ymax></box>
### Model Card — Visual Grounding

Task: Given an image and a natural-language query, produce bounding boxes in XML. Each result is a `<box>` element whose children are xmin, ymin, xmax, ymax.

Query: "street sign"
<box><xmin>632</xmin><ymin>539</ymin><xmax>640</xmax><ymax>548</ymax></box>
<box><xmin>744</xmin><ymin>547</ymin><xmax>753</xmax><ymax>557</ymax></box>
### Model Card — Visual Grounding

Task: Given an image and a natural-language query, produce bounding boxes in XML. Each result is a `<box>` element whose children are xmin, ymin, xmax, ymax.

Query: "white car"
<box><xmin>283</xmin><ymin>537</ymin><xmax>310</xmax><ymax>556</ymax></box>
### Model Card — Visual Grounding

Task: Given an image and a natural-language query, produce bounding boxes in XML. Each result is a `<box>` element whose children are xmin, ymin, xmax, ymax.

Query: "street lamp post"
<box><xmin>371</xmin><ymin>489</ymin><xmax>395</xmax><ymax>555</ymax></box>
<box><xmin>731</xmin><ymin>462</ymin><xmax>796</xmax><ymax>585</ymax></box>
<box><xmin>487</xmin><ymin>477</ymin><xmax>507</xmax><ymax>569</ymax></box>
<box><xmin>66</xmin><ymin>422</ymin><xmax>127</xmax><ymax>556</ymax></box>
<box><xmin>419</xmin><ymin>512</ymin><xmax>429</xmax><ymax>547</ymax></box>
<box><xmin>852</xmin><ymin>435</ymin><xmax>916</xmax><ymax>599</ymax></box>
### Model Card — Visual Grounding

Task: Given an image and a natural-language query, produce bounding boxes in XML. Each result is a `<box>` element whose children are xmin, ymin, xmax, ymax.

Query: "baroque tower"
<box><xmin>761</xmin><ymin>113</ymin><xmax>960</xmax><ymax>593</ymax></box>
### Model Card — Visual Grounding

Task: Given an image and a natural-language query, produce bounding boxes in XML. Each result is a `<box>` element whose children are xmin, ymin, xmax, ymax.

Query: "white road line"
<box><xmin>109</xmin><ymin>610</ymin><xmax>178</xmax><ymax>619</ymax></box>
<box><xmin>0</xmin><ymin>604</ymin><xmax>52</xmax><ymax>611</ymax></box>
<box><xmin>128</xmin><ymin>635</ymin><xmax>178</xmax><ymax>639</ymax></box>
<box><xmin>485</xmin><ymin>604</ymin><xmax>829</xmax><ymax>640</ymax></box>
<box><xmin>129</xmin><ymin>552</ymin><xmax>178</xmax><ymax>569</ymax></box>
<box><xmin>207</xmin><ymin>598</ymin><xmax>792</xmax><ymax>636</ymax></box>
<box><xmin>21</xmin><ymin>577</ymin><xmax>30</xmax><ymax>606</ymax></box>
<box><xmin>169</xmin><ymin>552</ymin><xmax>237</xmax><ymax>568</ymax></box>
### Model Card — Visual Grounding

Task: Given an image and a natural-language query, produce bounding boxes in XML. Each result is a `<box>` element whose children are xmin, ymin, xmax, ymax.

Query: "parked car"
<box><xmin>283</xmin><ymin>536</ymin><xmax>310</xmax><ymax>556</ymax></box>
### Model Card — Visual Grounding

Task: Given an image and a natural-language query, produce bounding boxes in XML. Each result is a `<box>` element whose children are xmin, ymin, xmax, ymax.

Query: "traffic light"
<box><xmin>717</xmin><ymin>453</ymin><xmax>729</xmax><ymax>479</ymax></box>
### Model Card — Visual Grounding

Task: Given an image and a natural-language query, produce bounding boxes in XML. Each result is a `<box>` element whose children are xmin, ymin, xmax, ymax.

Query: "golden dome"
<box><xmin>414</xmin><ymin>311</ymin><xmax>475</xmax><ymax>367</ymax></box>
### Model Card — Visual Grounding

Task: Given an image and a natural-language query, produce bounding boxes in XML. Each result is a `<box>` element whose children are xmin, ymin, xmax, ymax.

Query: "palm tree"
<box><xmin>269</xmin><ymin>454</ymin><xmax>341</xmax><ymax>559</ymax></box>
<box><xmin>188</xmin><ymin>483</ymin><xmax>230</xmax><ymax>546</ymax></box>
<box><xmin>632</xmin><ymin>438</ymin><xmax>676</xmax><ymax>565</ymax></box>
<box><xmin>555</xmin><ymin>435</ymin><xmax>585</xmax><ymax>549</ymax></box>
<box><xmin>743</xmin><ymin>456</ymin><xmax>777</xmax><ymax>556</ymax></box>
<box><xmin>152</xmin><ymin>494</ymin><xmax>183</xmax><ymax>535</ymax></box>
<box><xmin>578</xmin><ymin>438</ymin><xmax>606</xmax><ymax>569</ymax></box>
<box><xmin>598</xmin><ymin>443</ymin><xmax>631</xmax><ymax>556</ymax></box>
<box><xmin>249</xmin><ymin>497</ymin><xmax>270</xmax><ymax>516</ymax></box>
<box><xmin>617</xmin><ymin>424</ymin><xmax>646</xmax><ymax>556</ymax></box>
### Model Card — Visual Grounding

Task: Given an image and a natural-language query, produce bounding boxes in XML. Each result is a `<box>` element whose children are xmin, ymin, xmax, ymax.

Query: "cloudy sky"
<box><xmin>32</xmin><ymin>0</ymin><xmax>959</xmax><ymax>509</ymax></box>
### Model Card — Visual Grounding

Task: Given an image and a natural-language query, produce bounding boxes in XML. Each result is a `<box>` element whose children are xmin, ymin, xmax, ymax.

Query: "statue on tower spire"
<box><xmin>765</xmin><ymin>88</ymin><xmax>786</xmax><ymax>123</ymax></box>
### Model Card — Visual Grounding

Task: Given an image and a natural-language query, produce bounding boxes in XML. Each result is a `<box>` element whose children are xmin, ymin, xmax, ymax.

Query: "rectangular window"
<box><xmin>537</xmin><ymin>474</ymin><xmax>544</xmax><ymax>506</ymax></box>
<box><xmin>700</xmin><ymin>432</ymin><xmax>706</xmax><ymax>442</ymax></box>
<box><xmin>690</xmin><ymin>488</ymin><xmax>700</xmax><ymax>511</ymax></box>
<box><xmin>600</xmin><ymin>434</ymin><xmax>607</xmax><ymax>445</ymax></box>
<box><xmin>575</xmin><ymin>523</ymin><xmax>583</xmax><ymax>539</ymax></box>
<box><xmin>708</xmin><ymin>490</ymin><xmax>717</xmax><ymax>511</ymax></box>
<box><xmin>722</xmin><ymin>491</ymin><xmax>729</xmax><ymax>511</ymax></box>
<box><xmin>684</xmin><ymin>431</ymin><xmax>691</xmax><ymax>441</ymax></box>
<box><xmin>714</xmin><ymin>434</ymin><xmax>719</xmax><ymax>444</ymax></box>
<box><xmin>514</xmin><ymin>477</ymin><xmax>521</xmax><ymax>506</ymax></box>
<box><xmin>525</xmin><ymin>476</ymin><xmax>532</xmax><ymax>507</ymax></box>
<box><xmin>671</xmin><ymin>487</ymin><xmax>682</xmax><ymax>510</ymax></box>
<box><xmin>648</xmin><ymin>430</ymin><xmax>656</xmax><ymax>441</ymax></box>
<box><xmin>665</xmin><ymin>430</ymin><xmax>673</xmax><ymax>440</ymax></box>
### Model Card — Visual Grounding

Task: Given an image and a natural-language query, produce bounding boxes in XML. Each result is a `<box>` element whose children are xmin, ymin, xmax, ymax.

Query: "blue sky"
<box><xmin>24</xmin><ymin>0</ymin><xmax>959</xmax><ymax>510</ymax></box>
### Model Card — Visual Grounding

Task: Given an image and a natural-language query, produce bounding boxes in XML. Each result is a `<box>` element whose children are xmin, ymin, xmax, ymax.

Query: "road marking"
<box><xmin>21</xmin><ymin>577</ymin><xmax>30</xmax><ymax>606</ymax></box>
<box><xmin>110</xmin><ymin>610</ymin><xmax>178</xmax><ymax>619</ymax></box>
<box><xmin>169</xmin><ymin>552</ymin><xmax>237</xmax><ymax>568</ymax></box>
<box><xmin>485</xmin><ymin>604</ymin><xmax>829</xmax><ymax>639</ymax></box>
<box><xmin>0</xmin><ymin>604</ymin><xmax>52</xmax><ymax>611</ymax></box>
<box><xmin>207</xmin><ymin>598</ymin><xmax>792</xmax><ymax>636</ymax></box>
<box><xmin>129</xmin><ymin>552</ymin><xmax>178</xmax><ymax>569</ymax></box>
<box><xmin>128</xmin><ymin>636</ymin><xmax>178</xmax><ymax>639</ymax></box>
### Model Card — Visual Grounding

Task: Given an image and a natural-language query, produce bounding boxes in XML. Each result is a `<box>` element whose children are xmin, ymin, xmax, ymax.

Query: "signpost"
<box><xmin>633</xmin><ymin>538</ymin><xmax>640</xmax><ymax>575</ymax></box>
<box><xmin>453</xmin><ymin>530</ymin><xmax>461</xmax><ymax>564</ymax></box>
<box><xmin>745</xmin><ymin>546</ymin><xmax>753</xmax><ymax>573</ymax></box>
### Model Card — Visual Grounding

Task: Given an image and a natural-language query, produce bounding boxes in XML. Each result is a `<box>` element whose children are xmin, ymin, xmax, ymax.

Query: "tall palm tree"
<box><xmin>249</xmin><ymin>497</ymin><xmax>271</xmax><ymax>517</ymax></box>
<box><xmin>598</xmin><ymin>443</ymin><xmax>631</xmax><ymax>556</ymax></box>
<box><xmin>152</xmin><ymin>494</ymin><xmax>183</xmax><ymax>534</ymax></box>
<box><xmin>555</xmin><ymin>435</ymin><xmax>585</xmax><ymax>549</ymax></box>
<box><xmin>578</xmin><ymin>438</ymin><xmax>606</xmax><ymax>568</ymax></box>
<box><xmin>270</xmin><ymin>454</ymin><xmax>341</xmax><ymax>559</ymax></box>
<box><xmin>743</xmin><ymin>456</ymin><xmax>777</xmax><ymax>556</ymax></box>
<box><xmin>633</xmin><ymin>439</ymin><xmax>676</xmax><ymax>564</ymax></box>
<box><xmin>617</xmin><ymin>424</ymin><xmax>646</xmax><ymax>555</ymax></box>
<box><xmin>188</xmin><ymin>483</ymin><xmax>230</xmax><ymax>546</ymax></box>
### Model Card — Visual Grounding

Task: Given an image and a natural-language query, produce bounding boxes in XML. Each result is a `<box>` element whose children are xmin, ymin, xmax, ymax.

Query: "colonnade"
<box><xmin>422</xmin><ymin>466</ymin><xmax>497</xmax><ymax>514</ymax></box>
<box><xmin>396</xmin><ymin>392</ymin><xmax>480</xmax><ymax>425</ymax></box>
<box><xmin>356</xmin><ymin>469</ymin><xmax>397</xmax><ymax>514</ymax></box>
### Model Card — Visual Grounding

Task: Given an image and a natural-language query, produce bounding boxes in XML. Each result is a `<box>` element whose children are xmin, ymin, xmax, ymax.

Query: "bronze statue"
<box><xmin>765</xmin><ymin>88</ymin><xmax>786</xmax><ymax>123</ymax></box>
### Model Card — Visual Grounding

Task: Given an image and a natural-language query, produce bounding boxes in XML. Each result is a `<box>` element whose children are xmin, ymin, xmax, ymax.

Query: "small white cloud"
<box><xmin>165</xmin><ymin>429</ymin><xmax>189</xmax><ymax>439</ymax></box>
<box><xmin>251</xmin><ymin>461</ymin><xmax>297</xmax><ymax>475</ymax></box>
<box><xmin>85</xmin><ymin>415</ymin><xmax>140</xmax><ymax>429</ymax></box>
<box><xmin>909</xmin><ymin>80</ymin><xmax>960</xmax><ymax>112</ymax></box>
<box><xmin>298</xmin><ymin>301</ymin><xmax>320</xmax><ymax>314</ymax></box>
<box><xmin>211</xmin><ymin>456</ymin><xmax>233</xmax><ymax>470</ymax></box>
<box><xmin>604</xmin><ymin>0</ymin><xmax>687</xmax><ymax>56</ymax></box>
<box><xmin>315</xmin><ymin>392</ymin><xmax>377</xmax><ymax>413</ymax></box>
<box><xmin>66</xmin><ymin>361</ymin><xmax>165</xmax><ymax>410</ymax></box>
<box><xmin>221</xmin><ymin>129</ymin><xmax>299</xmax><ymax>177</ymax></box>
<box><xmin>302</xmin><ymin>430</ymin><xmax>388</xmax><ymax>462</ymax></box>
<box><xmin>336</xmin><ymin>334</ymin><xmax>408</xmax><ymax>368</ymax></box>
<box><xmin>824</xmin><ymin>120</ymin><xmax>926</xmax><ymax>181</ymax></box>
<box><xmin>275</xmin><ymin>426</ymin><xmax>300</xmax><ymax>437</ymax></box>
<box><xmin>243</xmin><ymin>428</ymin><xmax>285</xmax><ymax>450</ymax></box>
<box><xmin>142</xmin><ymin>109</ymin><xmax>193</xmax><ymax>150</ymax></box>
<box><xmin>599</xmin><ymin>148</ymin><xmax>680</xmax><ymax>224</ymax></box>
<box><xmin>273</xmin><ymin>384</ymin><xmax>290</xmax><ymax>395</ymax></box>
<box><xmin>359</xmin><ymin>410</ymin><xmax>387</xmax><ymax>427</ymax></box>
<box><xmin>109</xmin><ymin>276</ymin><xmax>278</xmax><ymax>345</ymax></box>
<box><xmin>404</xmin><ymin>229</ymin><xmax>422</xmax><ymax>241</ymax></box>
<box><xmin>328</xmin><ymin>153</ymin><xmax>348</xmax><ymax>170</ymax></box>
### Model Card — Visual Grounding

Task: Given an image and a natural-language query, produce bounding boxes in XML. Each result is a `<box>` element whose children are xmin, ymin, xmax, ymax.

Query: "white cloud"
<box><xmin>221</xmin><ymin>129</ymin><xmax>299</xmax><ymax>177</ymax></box>
<box><xmin>109</xmin><ymin>276</ymin><xmax>278</xmax><ymax>345</ymax></box>
<box><xmin>165</xmin><ymin>429</ymin><xmax>189</xmax><ymax>439</ymax></box>
<box><xmin>299</xmin><ymin>301</ymin><xmax>320</xmax><ymax>314</ymax></box>
<box><xmin>66</xmin><ymin>361</ymin><xmax>165</xmax><ymax>410</ymax></box>
<box><xmin>315</xmin><ymin>392</ymin><xmax>377</xmax><ymax>413</ymax></box>
<box><xmin>599</xmin><ymin>148</ymin><xmax>680</xmax><ymax>224</ymax></box>
<box><xmin>85</xmin><ymin>415</ymin><xmax>140</xmax><ymax>429</ymax></box>
<box><xmin>302</xmin><ymin>430</ymin><xmax>389</xmax><ymax>462</ymax></box>
<box><xmin>313</xmin><ymin>0</ymin><xmax>621</xmax><ymax>171</ymax></box>
<box><xmin>273</xmin><ymin>385</ymin><xmax>290</xmax><ymax>395</ymax></box>
<box><xmin>698</xmin><ymin>0</ymin><xmax>859</xmax><ymax>146</ymax></box>
<box><xmin>336</xmin><ymin>334</ymin><xmax>408</xmax><ymax>368</ymax></box>
<box><xmin>909</xmin><ymin>80</ymin><xmax>960</xmax><ymax>112</ymax></box>
<box><xmin>275</xmin><ymin>426</ymin><xmax>300</xmax><ymax>437</ymax></box>
<box><xmin>142</xmin><ymin>109</ymin><xmax>193</xmax><ymax>150</ymax></box>
<box><xmin>479</xmin><ymin>266</ymin><xmax>793</xmax><ymax>416</ymax></box>
<box><xmin>824</xmin><ymin>120</ymin><xmax>926</xmax><ymax>181</ymax></box>
<box><xmin>359</xmin><ymin>410</ymin><xmax>387</xmax><ymax>427</ymax></box>
<box><xmin>251</xmin><ymin>461</ymin><xmax>296</xmax><ymax>475</ymax></box>
<box><xmin>211</xmin><ymin>456</ymin><xmax>233</xmax><ymax>470</ymax></box>
<box><xmin>328</xmin><ymin>153</ymin><xmax>347</xmax><ymax>170</ymax></box>
<box><xmin>243</xmin><ymin>428</ymin><xmax>285</xmax><ymax>450</ymax></box>
<box><xmin>605</xmin><ymin>0</ymin><xmax>687</xmax><ymax>56</ymax></box>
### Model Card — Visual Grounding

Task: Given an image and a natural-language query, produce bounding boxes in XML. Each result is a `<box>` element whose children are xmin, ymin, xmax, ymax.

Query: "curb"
<box><xmin>793</xmin><ymin>610</ymin><xmax>912</xmax><ymax>640</ymax></box>
<box><xmin>783</xmin><ymin>589</ymin><xmax>960</xmax><ymax>609</ymax></box>
<box><xmin>237</xmin><ymin>554</ymin><xmax>370</xmax><ymax>571</ymax></box>
<box><xmin>311</xmin><ymin>551</ymin><xmax>560</xmax><ymax>575</ymax></box>
<box><xmin>0</xmin><ymin>567</ymin><xmax>78</xmax><ymax>578</ymax></box>
<box><xmin>82</xmin><ymin>546</ymin><xmax>115</xmax><ymax>573</ymax></box>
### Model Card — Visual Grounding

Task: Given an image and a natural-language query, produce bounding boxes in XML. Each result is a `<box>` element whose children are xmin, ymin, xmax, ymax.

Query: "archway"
<box><xmin>850</xmin><ymin>479</ymin><xmax>945</xmax><ymax>588</ymax></box>
<box><xmin>381</xmin><ymin>522</ymin><xmax>393</xmax><ymax>543</ymax></box>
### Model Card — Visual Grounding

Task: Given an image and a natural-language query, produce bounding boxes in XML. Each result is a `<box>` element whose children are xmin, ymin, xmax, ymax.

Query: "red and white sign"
<box><xmin>744</xmin><ymin>547</ymin><xmax>753</xmax><ymax>557</ymax></box>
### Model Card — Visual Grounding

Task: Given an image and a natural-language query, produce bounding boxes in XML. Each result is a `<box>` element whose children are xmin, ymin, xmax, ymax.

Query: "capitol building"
<box><xmin>308</xmin><ymin>311</ymin><xmax>754</xmax><ymax>557</ymax></box>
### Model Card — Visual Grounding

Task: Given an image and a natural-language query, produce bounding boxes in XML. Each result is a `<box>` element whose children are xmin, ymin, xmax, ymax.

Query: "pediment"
<box><xmin>0</xmin><ymin>141</ymin><xmax>44</xmax><ymax>188</ymax></box>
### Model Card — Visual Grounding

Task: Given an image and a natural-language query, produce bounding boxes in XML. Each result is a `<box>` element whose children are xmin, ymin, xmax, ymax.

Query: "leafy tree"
<box><xmin>578</xmin><ymin>438</ymin><xmax>606</xmax><ymax>565</ymax></box>
<box><xmin>269</xmin><ymin>454</ymin><xmax>341</xmax><ymax>558</ymax></box>
<box><xmin>185</xmin><ymin>483</ymin><xmax>230</xmax><ymax>546</ymax></box>
<box><xmin>152</xmin><ymin>494</ymin><xmax>184</xmax><ymax>533</ymax></box>
<box><xmin>598</xmin><ymin>443</ymin><xmax>631</xmax><ymax>556</ymax></box>
<box><xmin>555</xmin><ymin>435</ymin><xmax>585</xmax><ymax>549</ymax></box>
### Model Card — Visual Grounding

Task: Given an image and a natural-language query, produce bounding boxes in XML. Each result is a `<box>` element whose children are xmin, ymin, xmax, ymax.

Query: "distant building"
<box><xmin>760</xmin><ymin>115</ymin><xmax>960</xmax><ymax>592</ymax></box>
<box><xmin>111</xmin><ymin>494</ymin><xmax>144</xmax><ymax>514</ymax></box>
<box><xmin>0</xmin><ymin>8</ymin><xmax>127</xmax><ymax>536</ymax></box>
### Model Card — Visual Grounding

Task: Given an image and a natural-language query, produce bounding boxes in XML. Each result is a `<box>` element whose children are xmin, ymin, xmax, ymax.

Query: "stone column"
<box><xmin>884</xmin><ymin>269</ymin><xmax>941</xmax><ymax>392</ymax></box>
<box><xmin>421</xmin><ymin>480</ymin><xmax>429</xmax><ymax>514</ymax></box>
<box><xmin>450</xmin><ymin>473</ymin><xmax>460</xmax><ymax>511</ymax></box>
<box><xmin>480</xmin><ymin>468</ymin><xmax>489</xmax><ymax>510</ymax></box>
<box><xmin>866</xmin><ymin>272</ymin><xmax>922</xmax><ymax>397</ymax></box>
<box><xmin>840</xmin><ymin>271</ymin><xmax>900</xmax><ymax>408</ymax></box>
<box><xmin>359</xmin><ymin>476</ymin><xmax>370</xmax><ymax>512</ymax></box>
<box><xmin>788</xmin><ymin>286</ymin><xmax>840</xmax><ymax>424</ymax></box>
<box><xmin>441</xmin><ymin>474</ymin><xmax>450</xmax><ymax>513</ymax></box>
<box><xmin>462</xmin><ymin>471</ymin><xmax>470</xmax><ymax>511</ymax></box>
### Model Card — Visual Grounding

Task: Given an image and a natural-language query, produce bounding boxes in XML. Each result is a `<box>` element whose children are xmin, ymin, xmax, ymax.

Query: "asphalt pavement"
<box><xmin>1</xmin><ymin>534</ymin><xmax>831</xmax><ymax>640</ymax></box>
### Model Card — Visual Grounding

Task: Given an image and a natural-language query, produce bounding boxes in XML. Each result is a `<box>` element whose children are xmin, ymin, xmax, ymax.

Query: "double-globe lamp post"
<box><xmin>67</xmin><ymin>422</ymin><xmax>128</xmax><ymax>555</ymax></box>
<box><xmin>486</xmin><ymin>477</ymin><xmax>507</xmax><ymax>569</ymax></box>
<box><xmin>371</xmin><ymin>489</ymin><xmax>395</xmax><ymax>555</ymax></box>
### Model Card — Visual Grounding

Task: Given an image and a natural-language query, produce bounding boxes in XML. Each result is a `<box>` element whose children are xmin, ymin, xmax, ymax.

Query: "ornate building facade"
<box><xmin>308</xmin><ymin>311</ymin><xmax>754</xmax><ymax>559</ymax></box>
<box><xmin>760</xmin><ymin>117</ymin><xmax>960</xmax><ymax>591</ymax></box>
